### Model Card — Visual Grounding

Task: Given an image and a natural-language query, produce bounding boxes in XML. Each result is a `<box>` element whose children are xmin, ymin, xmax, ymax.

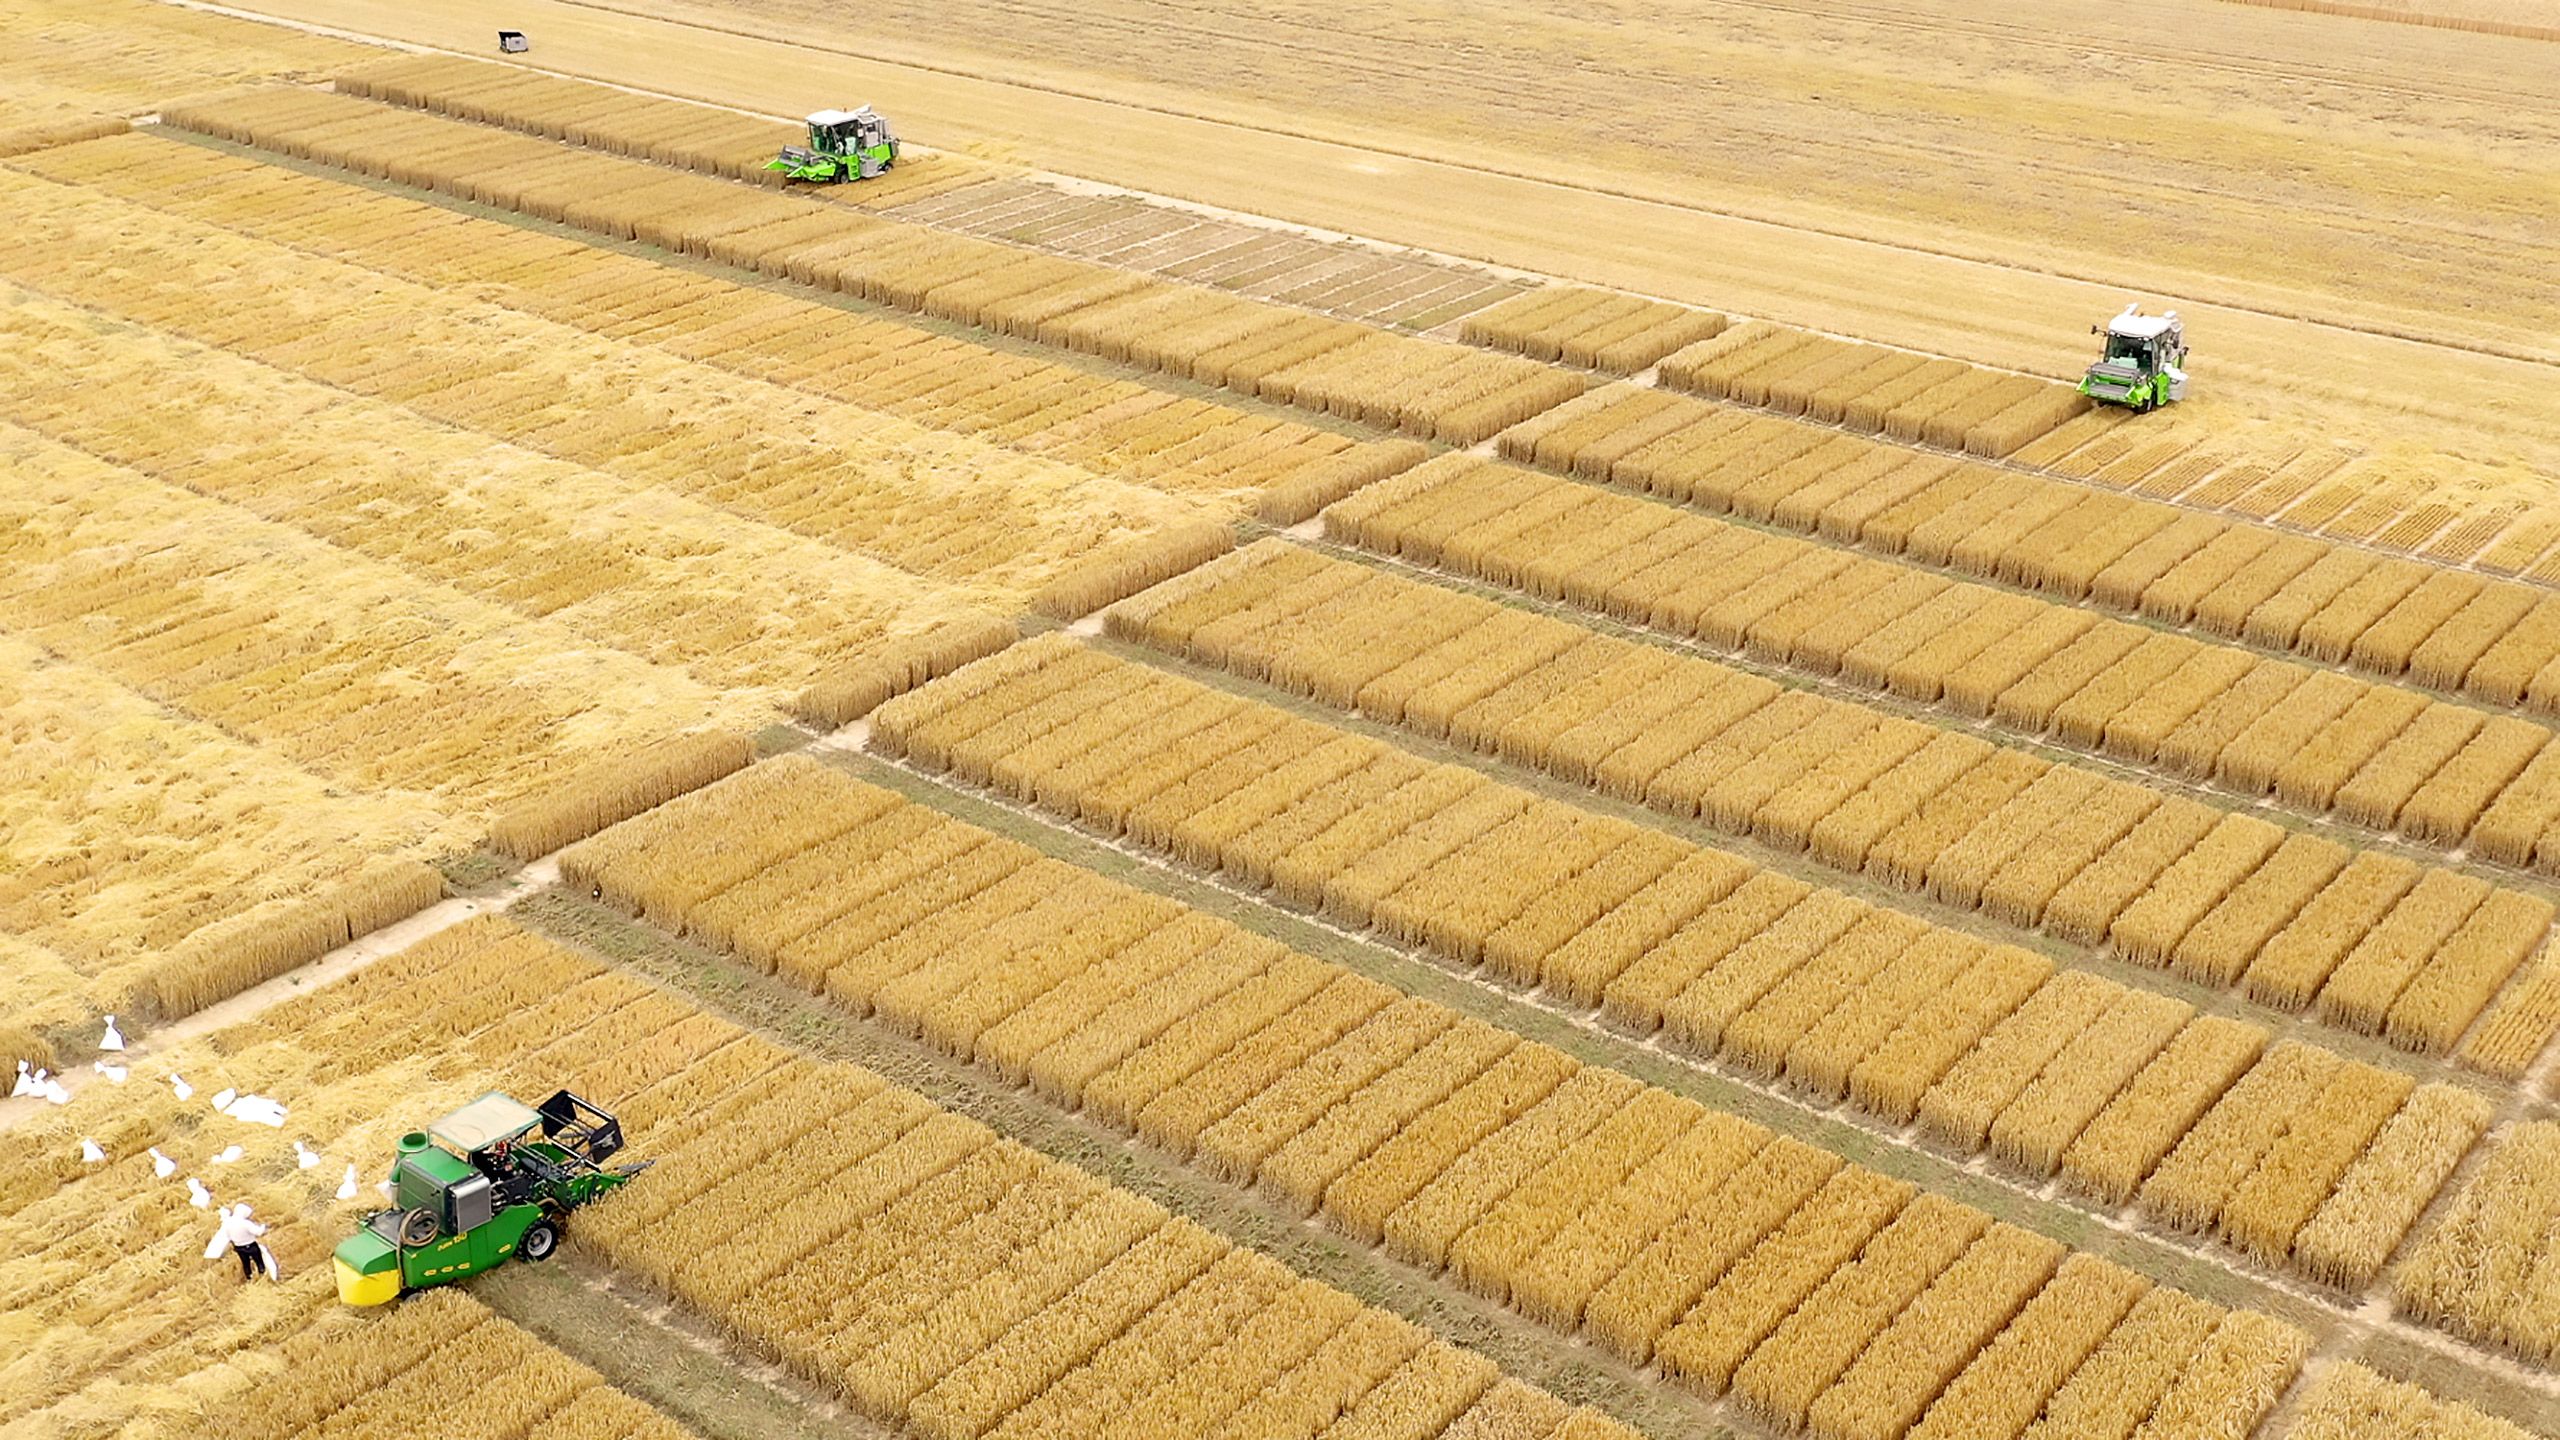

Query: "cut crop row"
<box><xmin>0</xmin><ymin>155</ymin><xmax>1251</xmax><ymax>626</ymax></box>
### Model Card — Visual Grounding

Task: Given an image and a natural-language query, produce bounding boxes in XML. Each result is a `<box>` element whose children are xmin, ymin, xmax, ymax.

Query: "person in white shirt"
<box><xmin>219</xmin><ymin>1204</ymin><xmax>269</xmax><ymax>1282</ymax></box>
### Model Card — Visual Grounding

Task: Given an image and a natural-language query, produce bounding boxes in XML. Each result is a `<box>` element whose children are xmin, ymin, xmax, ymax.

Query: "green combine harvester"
<box><xmin>333</xmin><ymin>1090</ymin><xmax>646</xmax><ymax>1306</ymax></box>
<box><xmin>2080</xmin><ymin>304</ymin><xmax>2189</xmax><ymax>412</ymax></box>
<box><xmin>767</xmin><ymin>106</ymin><xmax>900</xmax><ymax>183</ymax></box>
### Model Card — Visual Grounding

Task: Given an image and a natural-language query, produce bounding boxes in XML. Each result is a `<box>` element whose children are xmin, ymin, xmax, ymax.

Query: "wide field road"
<box><xmin>212</xmin><ymin>0</ymin><xmax>2560</xmax><ymax>478</ymax></box>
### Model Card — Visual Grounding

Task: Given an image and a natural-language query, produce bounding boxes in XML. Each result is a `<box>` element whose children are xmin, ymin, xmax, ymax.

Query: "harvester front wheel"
<box><xmin>520</xmin><ymin>1220</ymin><xmax>559</xmax><ymax>1262</ymax></box>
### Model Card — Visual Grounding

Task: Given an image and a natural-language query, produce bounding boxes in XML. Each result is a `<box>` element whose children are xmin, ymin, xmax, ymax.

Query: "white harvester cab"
<box><xmin>2081</xmin><ymin>304</ymin><xmax>2188</xmax><ymax>412</ymax></box>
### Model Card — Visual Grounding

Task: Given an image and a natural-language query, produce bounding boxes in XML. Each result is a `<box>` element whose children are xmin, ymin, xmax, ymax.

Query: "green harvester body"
<box><xmin>767</xmin><ymin>106</ymin><xmax>899</xmax><ymax>183</ymax></box>
<box><xmin>332</xmin><ymin>1090</ymin><xmax>645</xmax><ymax>1305</ymax></box>
<box><xmin>2079</xmin><ymin>304</ymin><xmax>2189</xmax><ymax>412</ymax></box>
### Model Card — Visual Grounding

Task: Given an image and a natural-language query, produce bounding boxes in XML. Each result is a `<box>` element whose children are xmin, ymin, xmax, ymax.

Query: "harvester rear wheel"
<box><xmin>520</xmin><ymin>1220</ymin><xmax>559</xmax><ymax>1262</ymax></box>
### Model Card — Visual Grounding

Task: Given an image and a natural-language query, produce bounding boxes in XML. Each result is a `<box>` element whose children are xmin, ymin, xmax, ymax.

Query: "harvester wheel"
<box><xmin>520</xmin><ymin>1220</ymin><xmax>559</xmax><ymax>1262</ymax></box>
<box><xmin>399</xmin><ymin>1208</ymin><xmax>438</xmax><ymax>1246</ymax></box>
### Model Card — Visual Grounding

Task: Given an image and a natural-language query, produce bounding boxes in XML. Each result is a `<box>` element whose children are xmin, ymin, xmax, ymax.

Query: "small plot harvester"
<box><xmin>333</xmin><ymin>1090</ymin><xmax>646</xmax><ymax>1305</ymax></box>
<box><xmin>2080</xmin><ymin>303</ymin><xmax>2188</xmax><ymax>412</ymax></box>
<box><xmin>768</xmin><ymin>106</ymin><xmax>900</xmax><ymax>183</ymax></box>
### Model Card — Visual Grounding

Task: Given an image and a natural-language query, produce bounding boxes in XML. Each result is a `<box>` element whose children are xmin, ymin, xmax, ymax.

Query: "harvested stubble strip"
<box><xmin>164</xmin><ymin>89</ymin><xmax>1568</xmax><ymax>447</ymax></box>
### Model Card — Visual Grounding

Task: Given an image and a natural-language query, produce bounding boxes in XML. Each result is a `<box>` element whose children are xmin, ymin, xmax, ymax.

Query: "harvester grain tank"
<box><xmin>2080</xmin><ymin>304</ymin><xmax>2188</xmax><ymax>412</ymax></box>
<box><xmin>768</xmin><ymin>106</ymin><xmax>900</xmax><ymax>182</ymax></box>
<box><xmin>332</xmin><ymin>1090</ymin><xmax>646</xmax><ymax>1305</ymax></box>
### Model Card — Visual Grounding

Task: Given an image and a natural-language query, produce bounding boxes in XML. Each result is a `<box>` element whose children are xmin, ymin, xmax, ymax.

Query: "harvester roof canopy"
<box><xmin>806</xmin><ymin>109</ymin><xmax>866</xmax><ymax>126</ymax></box>
<box><xmin>430</xmin><ymin>1092</ymin><xmax>544</xmax><ymax>1153</ymax></box>
<box><xmin>2107</xmin><ymin>310</ymin><xmax>2179</xmax><ymax>339</ymax></box>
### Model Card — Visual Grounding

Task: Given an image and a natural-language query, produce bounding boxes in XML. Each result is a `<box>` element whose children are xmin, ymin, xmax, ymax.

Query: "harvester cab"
<box><xmin>768</xmin><ymin>106</ymin><xmax>899</xmax><ymax>183</ymax></box>
<box><xmin>2080</xmin><ymin>304</ymin><xmax>2188</xmax><ymax>412</ymax></box>
<box><xmin>332</xmin><ymin>1089</ymin><xmax>648</xmax><ymax>1306</ymax></box>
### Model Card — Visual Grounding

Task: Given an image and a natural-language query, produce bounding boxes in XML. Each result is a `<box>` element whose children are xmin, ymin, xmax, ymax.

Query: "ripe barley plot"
<box><xmin>559</xmin><ymin>755</ymin><xmax>2317</xmax><ymax>1439</ymax></box>
<box><xmin>2395</xmin><ymin>1121</ymin><xmax>2560</xmax><ymax>1362</ymax></box>
<box><xmin>1461</xmin><ymin>286</ymin><xmax>1729</xmax><ymax>375</ymax></box>
<box><xmin>1656</xmin><ymin>323</ymin><xmax>2092</xmax><ymax>458</ymax></box>
<box><xmin>1330</xmin><ymin>450</ymin><xmax>2560</xmax><ymax>888</ymax></box>
<box><xmin>1505</xmin><ymin>384</ymin><xmax>2560</xmax><ymax>725</ymax></box>
<box><xmin>2284</xmin><ymin>1361</ymin><xmax>2545</xmax><ymax>1440</ymax></box>
<box><xmin>159</xmin><ymin>88</ymin><xmax>1589</xmax><ymax>448</ymax></box>
<box><xmin>1120</xmin><ymin>538</ymin><xmax>2555</xmax><ymax>1064</ymax></box>
<box><xmin>867</xmin><ymin>638</ymin><xmax>2484</xmax><ymax>1284</ymax></box>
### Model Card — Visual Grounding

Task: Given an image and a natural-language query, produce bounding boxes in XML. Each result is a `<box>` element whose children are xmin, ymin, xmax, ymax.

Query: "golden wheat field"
<box><xmin>4</xmin><ymin>0</ymin><xmax>2559</xmax><ymax>1437</ymax></box>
